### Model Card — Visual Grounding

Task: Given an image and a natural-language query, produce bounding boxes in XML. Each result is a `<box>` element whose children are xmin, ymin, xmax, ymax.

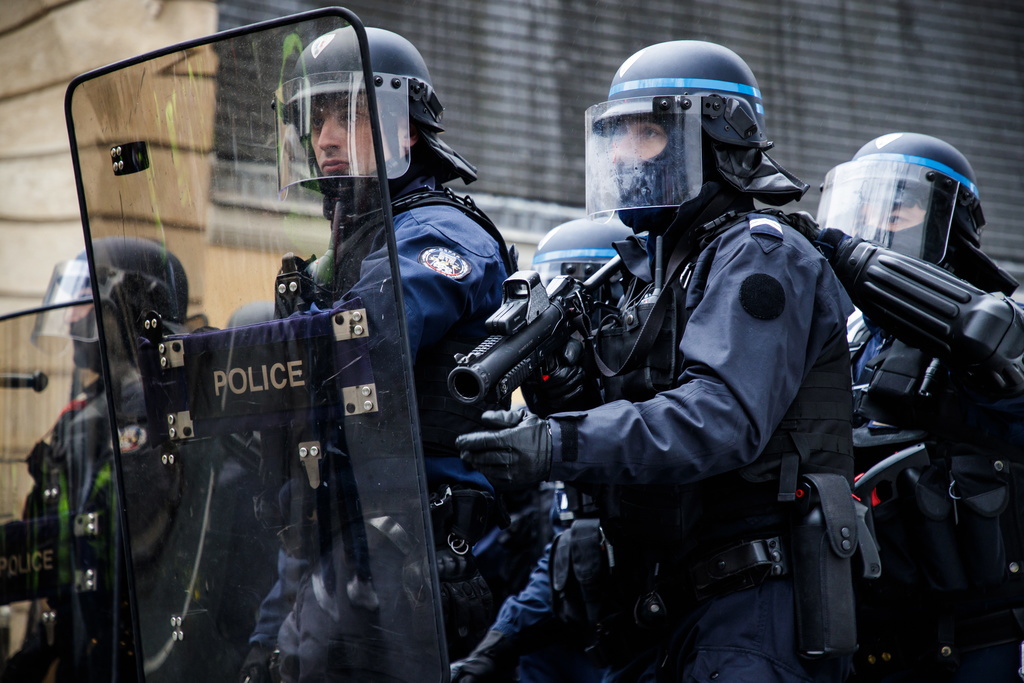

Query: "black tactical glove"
<box><xmin>457</xmin><ymin>410</ymin><xmax>552</xmax><ymax>490</ymax></box>
<box><xmin>450</xmin><ymin>629</ymin><xmax>519</xmax><ymax>682</ymax></box>
<box><xmin>437</xmin><ymin>545</ymin><xmax>495</xmax><ymax>660</ymax></box>
<box><xmin>521</xmin><ymin>338</ymin><xmax>600</xmax><ymax>416</ymax></box>
<box><xmin>238</xmin><ymin>642</ymin><xmax>276</xmax><ymax>683</ymax></box>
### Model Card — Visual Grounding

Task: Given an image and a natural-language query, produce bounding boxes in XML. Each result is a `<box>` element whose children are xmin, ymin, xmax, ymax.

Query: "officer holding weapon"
<box><xmin>452</xmin><ymin>216</ymin><xmax>631</xmax><ymax>683</ymax></box>
<box><xmin>457</xmin><ymin>40</ymin><xmax>859</xmax><ymax>681</ymax></box>
<box><xmin>815</xmin><ymin>132</ymin><xmax>1024</xmax><ymax>682</ymax></box>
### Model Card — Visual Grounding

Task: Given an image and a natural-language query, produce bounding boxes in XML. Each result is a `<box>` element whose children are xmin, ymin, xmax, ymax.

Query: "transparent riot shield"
<box><xmin>65</xmin><ymin>9</ymin><xmax>446</xmax><ymax>682</ymax></box>
<box><xmin>0</xmin><ymin>303</ymin><xmax>134</xmax><ymax>682</ymax></box>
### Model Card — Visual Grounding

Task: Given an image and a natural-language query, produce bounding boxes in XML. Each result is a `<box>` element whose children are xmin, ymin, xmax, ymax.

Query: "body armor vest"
<box><xmin>394</xmin><ymin>189</ymin><xmax>517</xmax><ymax>460</ymax></box>
<box><xmin>307</xmin><ymin>189</ymin><xmax>516</xmax><ymax>461</ymax></box>
<box><xmin>591</xmin><ymin>213</ymin><xmax>854</xmax><ymax>547</ymax></box>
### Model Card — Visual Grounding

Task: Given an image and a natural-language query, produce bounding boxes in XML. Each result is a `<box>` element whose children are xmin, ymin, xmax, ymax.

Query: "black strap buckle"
<box><xmin>690</xmin><ymin>536</ymin><xmax>788</xmax><ymax>600</ymax></box>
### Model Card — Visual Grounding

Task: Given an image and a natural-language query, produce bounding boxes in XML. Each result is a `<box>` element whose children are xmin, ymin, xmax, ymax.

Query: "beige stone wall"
<box><xmin>0</xmin><ymin>0</ymin><xmax>218</xmax><ymax>317</ymax></box>
<box><xmin>0</xmin><ymin>2</ymin><xmax>218</xmax><ymax>645</ymax></box>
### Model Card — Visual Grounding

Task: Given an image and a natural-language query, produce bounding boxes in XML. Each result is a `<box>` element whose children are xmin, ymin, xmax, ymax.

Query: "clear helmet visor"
<box><xmin>31</xmin><ymin>258</ymin><xmax>97</xmax><ymax>351</ymax></box>
<box><xmin>276</xmin><ymin>71</ymin><xmax>411</xmax><ymax>196</ymax></box>
<box><xmin>817</xmin><ymin>158</ymin><xmax>958</xmax><ymax>264</ymax></box>
<box><xmin>585</xmin><ymin>98</ymin><xmax>702</xmax><ymax>221</ymax></box>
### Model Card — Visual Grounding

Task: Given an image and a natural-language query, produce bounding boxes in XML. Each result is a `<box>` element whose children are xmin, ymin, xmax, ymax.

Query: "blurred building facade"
<box><xmin>0</xmin><ymin>0</ymin><xmax>217</xmax><ymax>316</ymax></box>
<box><xmin>1</xmin><ymin>0</ymin><xmax>1022</xmax><ymax>316</ymax></box>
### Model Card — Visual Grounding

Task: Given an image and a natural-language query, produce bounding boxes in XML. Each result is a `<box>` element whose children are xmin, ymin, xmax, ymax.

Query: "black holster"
<box><xmin>791</xmin><ymin>472</ymin><xmax>859</xmax><ymax>659</ymax></box>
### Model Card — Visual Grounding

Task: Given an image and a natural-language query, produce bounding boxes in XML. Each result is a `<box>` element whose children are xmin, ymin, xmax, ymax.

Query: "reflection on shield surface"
<box><xmin>65</xmin><ymin>9</ymin><xmax>445</xmax><ymax>682</ymax></box>
<box><xmin>0</xmin><ymin>304</ymin><xmax>134</xmax><ymax>681</ymax></box>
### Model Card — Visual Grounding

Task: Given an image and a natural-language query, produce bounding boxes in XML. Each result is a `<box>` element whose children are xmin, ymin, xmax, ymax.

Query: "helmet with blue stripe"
<box><xmin>586</xmin><ymin>40</ymin><xmax>806</xmax><ymax>224</ymax></box>
<box><xmin>851</xmin><ymin>132</ymin><xmax>983</xmax><ymax>232</ymax></box>
<box><xmin>606</xmin><ymin>40</ymin><xmax>770</xmax><ymax>149</ymax></box>
<box><xmin>818</xmin><ymin>132</ymin><xmax>1016</xmax><ymax>294</ymax></box>
<box><xmin>531</xmin><ymin>217</ymin><xmax>631</xmax><ymax>285</ymax></box>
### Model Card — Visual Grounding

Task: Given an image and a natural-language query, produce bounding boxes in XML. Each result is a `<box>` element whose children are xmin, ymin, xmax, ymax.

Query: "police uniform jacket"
<box><xmin>547</xmin><ymin>209</ymin><xmax>855</xmax><ymax>542</ymax></box>
<box><xmin>350</xmin><ymin>176</ymin><xmax>509</xmax><ymax>492</ymax></box>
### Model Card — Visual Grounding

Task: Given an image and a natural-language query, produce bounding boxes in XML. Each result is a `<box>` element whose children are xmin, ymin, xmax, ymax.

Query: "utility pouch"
<box><xmin>791</xmin><ymin>473</ymin><xmax>858</xmax><ymax>659</ymax></box>
<box><xmin>902</xmin><ymin>463</ymin><xmax>966</xmax><ymax>591</ymax></box>
<box><xmin>864</xmin><ymin>341</ymin><xmax>928</xmax><ymax>401</ymax></box>
<box><xmin>857</xmin><ymin>341</ymin><xmax>934</xmax><ymax>426</ymax></box>
<box><xmin>908</xmin><ymin>454</ymin><xmax>1008</xmax><ymax>591</ymax></box>
<box><xmin>550</xmin><ymin>518</ymin><xmax>610</xmax><ymax>628</ymax></box>
<box><xmin>950</xmin><ymin>453</ymin><xmax>1008</xmax><ymax>586</ymax></box>
<box><xmin>429</xmin><ymin>486</ymin><xmax>502</xmax><ymax>554</ymax></box>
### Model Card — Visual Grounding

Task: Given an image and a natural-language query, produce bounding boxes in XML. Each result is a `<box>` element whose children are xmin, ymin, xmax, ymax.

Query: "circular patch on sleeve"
<box><xmin>418</xmin><ymin>247</ymin><xmax>471</xmax><ymax>280</ymax></box>
<box><xmin>739</xmin><ymin>273</ymin><xmax>786</xmax><ymax>320</ymax></box>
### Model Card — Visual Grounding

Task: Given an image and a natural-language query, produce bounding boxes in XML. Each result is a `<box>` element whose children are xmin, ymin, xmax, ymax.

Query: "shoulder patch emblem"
<box><xmin>749</xmin><ymin>216</ymin><xmax>784</xmax><ymax>238</ymax></box>
<box><xmin>739</xmin><ymin>273</ymin><xmax>786</xmax><ymax>320</ymax></box>
<box><xmin>418</xmin><ymin>247</ymin><xmax>471</xmax><ymax>280</ymax></box>
<box><xmin>119</xmin><ymin>424</ymin><xmax>148</xmax><ymax>453</ymax></box>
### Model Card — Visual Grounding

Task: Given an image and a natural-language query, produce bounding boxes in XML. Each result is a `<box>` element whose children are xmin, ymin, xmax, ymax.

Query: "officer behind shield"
<box><xmin>245</xmin><ymin>25</ymin><xmax>514</xmax><ymax>683</ymax></box>
<box><xmin>2</xmin><ymin>237</ymin><xmax>189</xmax><ymax>683</ymax></box>
<box><xmin>453</xmin><ymin>216</ymin><xmax>631</xmax><ymax>683</ymax></box>
<box><xmin>817</xmin><ymin>132</ymin><xmax>1024</xmax><ymax>682</ymax></box>
<box><xmin>458</xmin><ymin>40</ymin><xmax>856</xmax><ymax>681</ymax></box>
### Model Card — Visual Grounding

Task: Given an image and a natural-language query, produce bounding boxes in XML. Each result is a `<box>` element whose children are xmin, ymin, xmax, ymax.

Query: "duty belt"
<box><xmin>583</xmin><ymin>535</ymin><xmax>790</xmax><ymax>670</ymax></box>
<box><xmin>946</xmin><ymin>607</ymin><xmax>1024</xmax><ymax>654</ymax></box>
<box><xmin>857</xmin><ymin>607</ymin><xmax>1024</xmax><ymax>676</ymax></box>
<box><xmin>689</xmin><ymin>536</ymin><xmax>789</xmax><ymax>601</ymax></box>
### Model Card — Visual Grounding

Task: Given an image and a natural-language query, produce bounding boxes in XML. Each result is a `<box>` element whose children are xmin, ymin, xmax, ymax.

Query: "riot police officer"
<box><xmin>1</xmin><ymin>237</ymin><xmax>189</xmax><ymax>683</ymax></box>
<box><xmin>453</xmin><ymin>217</ymin><xmax>631</xmax><ymax>683</ymax></box>
<box><xmin>816</xmin><ymin>132</ymin><xmax>1024</xmax><ymax>682</ymax></box>
<box><xmin>458</xmin><ymin>41</ymin><xmax>856</xmax><ymax>681</ymax></box>
<box><xmin>249</xmin><ymin>25</ymin><xmax>514</xmax><ymax>683</ymax></box>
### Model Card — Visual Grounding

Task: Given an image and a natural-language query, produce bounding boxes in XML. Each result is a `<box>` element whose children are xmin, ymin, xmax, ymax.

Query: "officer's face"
<box><xmin>311</xmin><ymin>93</ymin><xmax>376</xmax><ymax>176</ymax></box>
<box><xmin>310</xmin><ymin>93</ymin><xmax>417</xmax><ymax>178</ymax></box>
<box><xmin>63</xmin><ymin>281</ymin><xmax>96</xmax><ymax>334</ymax></box>
<box><xmin>884</xmin><ymin>202</ymin><xmax>927</xmax><ymax>232</ymax></box>
<box><xmin>609</xmin><ymin>118</ymin><xmax>669</xmax><ymax>164</ymax></box>
<box><xmin>860</xmin><ymin>200</ymin><xmax>927</xmax><ymax>233</ymax></box>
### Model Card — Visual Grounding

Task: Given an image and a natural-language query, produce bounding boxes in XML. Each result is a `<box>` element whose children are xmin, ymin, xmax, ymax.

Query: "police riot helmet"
<box><xmin>585</xmin><ymin>40</ymin><xmax>805</xmax><ymax>222</ymax></box>
<box><xmin>277</xmin><ymin>26</ymin><xmax>476</xmax><ymax>197</ymax></box>
<box><xmin>531</xmin><ymin>217</ymin><xmax>631</xmax><ymax>285</ymax></box>
<box><xmin>33</xmin><ymin>238</ymin><xmax>188</xmax><ymax>369</ymax></box>
<box><xmin>818</xmin><ymin>132</ymin><xmax>1016</xmax><ymax>294</ymax></box>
